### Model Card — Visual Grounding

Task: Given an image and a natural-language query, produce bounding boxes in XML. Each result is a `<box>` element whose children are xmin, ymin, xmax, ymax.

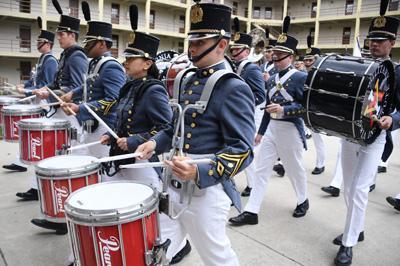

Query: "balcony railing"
<box><xmin>319</xmin><ymin>6</ymin><xmax>354</xmax><ymax>17</ymax></box>
<box><xmin>0</xmin><ymin>0</ymin><xmax>41</xmax><ymax>14</ymax></box>
<box><xmin>318</xmin><ymin>36</ymin><xmax>354</xmax><ymax>45</ymax></box>
<box><xmin>0</xmin><ymin>39</ymin><xmax>37</xmax><ymax>53</ymax></box>
<box><xmin>288</xmin><ymin>10</ymin><xmax>314</xmax><ymax>20</ymax></box>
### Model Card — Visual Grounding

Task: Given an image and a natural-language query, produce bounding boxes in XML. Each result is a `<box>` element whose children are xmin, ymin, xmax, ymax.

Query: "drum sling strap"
<box><xmin>87</xmin><ymin>56</ymin><xmax>123</xmax><ymax>81</ymax></box>
<box><xmin>268</xmin><ymin>68</ymin><xmax>297</xmax><ymax>101</ymax></box>
<box><xmin>236</xmin><ymin>60</ymin><xmax>251</xmax><ymax>76</ymax></box>
<box><xmin>264</xmin><ymin>62</ymin><xmax>274</xmax><ymax>73</ymax></box>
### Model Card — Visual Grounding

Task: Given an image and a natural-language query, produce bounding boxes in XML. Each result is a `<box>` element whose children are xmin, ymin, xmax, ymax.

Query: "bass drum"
<box><xmin>303</xmin><ymin>54</ymin><xmax>395</xmax><ymax>145</ymax></box>
<box><xmin>164</xmin><ymin>53</ymin><xmax>236</xmax><ymax>97</ymax></box>
<box><xmin>155</xmin><ymin>50</ymin><xmax>179</xmax><ymax>86</ymax></box>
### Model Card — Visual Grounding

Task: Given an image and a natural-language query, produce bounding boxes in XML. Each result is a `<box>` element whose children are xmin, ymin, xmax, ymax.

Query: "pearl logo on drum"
<box><xmin>30</xmin><ymin>136</ymin><xmax>42</xmax><ymax>160</ymax></box>
<box><xmin>53</xmin><ymin>184</ymin><xmax>69</xmax><ymax>213</ymax></box>
<box><xmin>97</xmin><ymin>232</ymin><xmax>120</xmax><ymax>265</ymax></box>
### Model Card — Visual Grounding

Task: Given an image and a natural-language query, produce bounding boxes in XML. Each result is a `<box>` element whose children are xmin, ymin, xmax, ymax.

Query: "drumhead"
<box><xmin>0</xmin><ymin>96</ymin><xmax>19</xmax><ymax>105</ymax></box>
<box><xmin>1</xmin><ymin>104</ymin><xmax>43</xmax><ymax>115</ymax></box>
<box><xmin>35</xmin><ymin>155</ymin><xmax>100</xmax><ymax>178</ymax></box>
<box><xmin>65</xmin><ymin>181</ymin><xmax>158</xmax><ymax>225</ymax></box>
<box><xmin>18</xmin><ymin>117</ymin><xmax>71</xmax><ymax>130</ymax></box>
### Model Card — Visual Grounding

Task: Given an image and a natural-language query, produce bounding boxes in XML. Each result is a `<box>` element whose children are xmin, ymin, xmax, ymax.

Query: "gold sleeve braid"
<box><xmin>216</xmin><ymin>150</ymin><xmax>250</xmax><ymax>178</ymax></box>
<box><xmin>98</xmin><ymin>99</ymin><xmax>117</xmax><ymax>115</ymax></box>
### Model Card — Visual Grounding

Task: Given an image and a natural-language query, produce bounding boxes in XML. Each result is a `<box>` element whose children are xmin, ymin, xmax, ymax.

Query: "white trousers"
<box><xmin>311</xmin><ymin>132</ymin><xmax>326</xmax><ymax>168</ymax></box>
<box><xmin>244</xmin><ymin>120</ymin><xmax>308</xmax><ymax>214</ymax></box>
<box><xmin>340</xmin><ymin>132</ymin><xmax>386</xmax><ymax>247</ymax></box>
<box><xmin>161</xmin><ymin>184</ymin><xmax>238</xmax><ymax>266</ymax></box>
<box><xmin>244</xmin><ymin>102</ymin><xmax>264</xmax><ymax>188</ymax></box>
<box><xmin>330</xmin><ymin>139</ymin><xmax>343</xmax><ymax>189</ymax></box>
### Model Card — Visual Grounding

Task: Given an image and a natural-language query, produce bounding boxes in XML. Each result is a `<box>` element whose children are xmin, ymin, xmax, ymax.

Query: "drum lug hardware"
<box><xmin>158</xmin><ymin>192</ymin><xmax>169</xmax><ymax>215</ymax></box>
<box><xmin>147</xmin><ymin>238</ymin><xmax>171</xmax><ymax>265</ymax></box>
<box><xmin>71</xmin><ymin>128</ymin><xmax>78</xmax><ymax>140</ymax></box>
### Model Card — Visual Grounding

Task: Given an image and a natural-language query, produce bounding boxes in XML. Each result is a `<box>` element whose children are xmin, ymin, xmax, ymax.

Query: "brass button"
<box><xmin>127</xmin><ymin>125</ymin><xmax>130</xmax><ymax>128</ymax></box>
<box><xmin>128</xmin><ymin>110</ymin><xmax>132</xmax><ymax>114</ymax></box>
<box><xmin>142</xmin><ymin>77</ymin><xmax>147</xmax><ymax>81</ymax></box>
<box><xmin>192</xmin><ymin>112</ymin><xmax>197</xmax><ymax>118</ymax></box>
<box><xmin>188</xmin><ymin>90</ymin><xmax>193</xmax><ymax>95</ymax></box>
<box><xmin>184</xmin><ymin>100</ymin><xmax>189</xmax><ymax>105</ymax></box>
<box><xmin>89</xmin><ymin>97</ymin><xmax>92</xmax><ymax>100</ymax></box>
<box><xmin>193</xmin><ymin>80</ymin><xmax>199</xmax><ymax>85</ymax></box>
<box><xmin>208</xmin><ymin>170</ymin><xmax>214</xmax><ymax>176</ymax></box>
<box><xmin>202</xmin><ymin>71</ymin><xmax>208</xmax><ymax>76</ymax></box>
<box><xmin>128</xmin><ymin>118</ymin><xmax>132</xmax><ymax>122</ymax></box>
<box><xmin>186</xmin><ymin>132</ymin><xmax>192</xmax><ymax>139</ymax></box>
<box><xmin>190</xmin><ymin>123</ymin><xmax>196</xmax><ymax>128</ymax></box>
<box><xmin>101</xmin><ymin>106</ymin><xmax>105</xmax><ymax>109</ymax></box>
<box><xmin>209</xmin><ymin>69</ymin><xmax>214</xmax><ymax>74</ymax></box>
<box><xmin>184</xmin><ymin>144</ymin><xmax>190</xmax><ymax>149</ymax></box>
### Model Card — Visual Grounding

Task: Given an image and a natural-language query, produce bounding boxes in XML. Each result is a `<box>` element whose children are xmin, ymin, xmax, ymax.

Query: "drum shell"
<box><xmin>0</xmin><ymin>96</ymin><xmax>20</xmax><ymax>124</ymax></box>
<box><xmin>303</xmin><ymin>54</ymin><xmax>378</xmax><ymax>144</ymax></box>
<box><xmin>18</xmin><ymin>118</ymin><xmax>71</xmax><ymax>164</ymax></box>
<box><xmin>1</xmin><ymin>105</ymin><xmax>44</xmax><ymax>142</ymax></box>
<box><xmin>65</xmin><ymin>182</ymin><xmax>160</xmax><ymax>266</ymax></box>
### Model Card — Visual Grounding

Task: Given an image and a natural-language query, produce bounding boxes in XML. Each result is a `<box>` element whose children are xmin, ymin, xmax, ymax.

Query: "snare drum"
<box><xmin>18</xmin><ymin>118</ymin><xmax>71</xmax><ymax>164</ymax></box>
<box><xmin>0</xmin><ymin>96</ymin><xmax>20</xmax><ymax>124</ymax></box>
<box><xmin>1</xmin><ymin>104</ymin><xmax>44</xmax><ymax>142</ymax></box>
<box><xmin>303</xmin><ymin>54</ymin><xmax>395</xmax><ymax>145</ymax></box>
<box><xmin>65</xmin><ymin>182</ymin><xmax>164</xmax><ymax>266</ymax></box>
<box><xmin>35</xmin><ymin>155</ymin><xmax>101</xmax><ymax>222</ymax></box>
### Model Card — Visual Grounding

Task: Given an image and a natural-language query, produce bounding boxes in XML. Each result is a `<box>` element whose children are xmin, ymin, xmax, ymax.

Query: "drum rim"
<box><xmin>35</xmin><ymin>155</ymin><xmax>100</xmax><ymax>177</ymax></box>
<box><xmin>0</xmin><ymin>97</ymin><xmax>19</xmax><ymax>104</ymax></box>
<box><xmin>64</xmin><ymin>181</ymin><xmax>159</xmax><ymax>225</ymax></box>
<box><xmin>1</xmin><ymin>104</ymin><xmax>43</xmax><ymax>115</ymax></box>
<box><xmin>17</xmin><ymin>118</ymin><xmax>71</xmax><ymax>130</ymax></box>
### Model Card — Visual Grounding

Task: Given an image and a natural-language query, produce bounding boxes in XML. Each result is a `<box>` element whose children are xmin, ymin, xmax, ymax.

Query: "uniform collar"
<box><xmin>196</xmin><ymin>61</ymin><xmax>226</xmax><ymax>78</ymax></box>
<box><xmin>278</xmin><ymin>64</ymin><xmax>294</xmax><ymax>78</ymax></box>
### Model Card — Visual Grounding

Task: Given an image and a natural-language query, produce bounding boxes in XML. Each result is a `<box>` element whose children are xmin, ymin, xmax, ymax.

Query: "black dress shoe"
<box><xmin>16</xmin><ymin>188</ymin><xmax>38</xmax><ymax>201</ymax></box>
<box><xmin>334</xmin><ymin>245</ymin><xmax>352</xmax><ymax>266</ymax></box>
<box><xmin>293</xmin><ymin>199</ymin><xmax>309</xmax><ymax>218</ymax></box>
<box><xmin>386</xmin><ymin>196</ymin><xmax>400</xmax><ymax>211</ymax></box>
<box><xmin>241</xmin><ymin>186</ymin><xmax>252</xmax><ymax>197</ymax></box>
<box><xmin>369</xmin><ymin>184</ymin><xmax>375</xmax><ymax>192</ymax></box>
<box><xmin>312</xmin><ymin>166</ymin><xmax>325</xmax><ymax>175</ymax></box>
<box><xmin>229</xmin><ymin>212</ymin><xmax>258</xmax><ymax>226</ymax></box>
<box><xmin>321</xmin><ymin>186</ymin><xmax>340</xmax><ymax>197</ymax></box>
<box><xmin>170</xmin><ymin>240</ymin><xmax>191</xmax><ymax>265</ymax></box>
<box><xmin>3</xmin><ymin>163</ymin><xmax>27</xmax><ymax>172</ymax></box>
<box><xmin>333</xmin><ymin>231</ymin><xmax>364</xmax><ymax>245</ymax></box>
<box><xmin>31</xmin><ymin>219</ymin><xmax>68</xmax><ymax>235</ymax></box>
<box><xmin>273</xmin><ymin>163</ymin><xmax>285</xmax><ymax>177</ymax></box>
<box><xmin>377</xmin><ymin>166</ymin><xmax>387</xmax><ymax>173</ymax></box>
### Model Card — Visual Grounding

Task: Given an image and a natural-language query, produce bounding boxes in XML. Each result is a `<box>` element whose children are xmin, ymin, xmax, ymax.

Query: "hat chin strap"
<box><xmin>37</xmin><ymin>42</ymin><xmax>46</xmax><ymax>51</ymax></box>
<box><xmin>189</xmin><ymin>36</ymin><xmax>224</xmax><ymax>63</ymax></box>
<box><xmin>272</xmin><ymin>53</ymin><xmax>291</xmax><ymax>62</ymax></box>
<box><xmin>231</xmin><ymin>47</ymin><xmax>247</xmax><ymax>58</ymax></box>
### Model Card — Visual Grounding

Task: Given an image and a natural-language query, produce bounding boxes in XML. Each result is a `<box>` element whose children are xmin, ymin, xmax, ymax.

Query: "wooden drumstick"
<box><xmin>94</xmin><ymin>152</ymin><xmax>143</xmax><ymax>163</ymax></box>
<box><xmin>68</xmin><ymin>140</ymin><xmax>102</xmax><ymax>151</ymax></box>
<box><xmin>120</xmin><ymin>158</ymin><xmax>213</xmax><ymax>169</ymax></box>
<box><xmin>45</xmin><ymin>86</ymin><xmax>77</xmax><ymax>116</ymax></box>
<box><xmin>17</xmin><ymin>95</ymin><xmax>36</xmax><ymax>102</ymax></box>
<box><xmin>39</xmin><ymin>102</ymin><xmax>61</xmax><ymax>108</ymax></box>
<box><xmin>82</xmin><ymin>103</ymin><xmax>119</xmax><ymax>139</ymax></box>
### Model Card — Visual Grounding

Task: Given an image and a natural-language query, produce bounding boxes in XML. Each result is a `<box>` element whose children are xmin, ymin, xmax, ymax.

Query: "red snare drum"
<box><xmin>1</xmin><ymin>104</ymin><xmax>43</xmax><ymax>142</ymax></box>
<box><xmin>0</xmin><ymin>96</ymin><xmax>19</xmax><ymax>124</ymax></box>
<box><xmin>18</xmin><ymin>118</ymin><xmax>71</xmax><ymax>164</ymax></box>
<box><xmin>65</xmin><ymin>182</ymin><xmax>164</xmax><ymax>266</ymax></box>
<box><xmin>35</xmin><ymin>155</ymin><xmax>101</xmax><ymax>222</ymax></box>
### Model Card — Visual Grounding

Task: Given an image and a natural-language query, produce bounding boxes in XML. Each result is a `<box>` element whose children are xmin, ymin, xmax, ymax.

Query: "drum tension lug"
<box><xmin>147</xmin><ymin>238</ymin><xmax>171</xmax><ymax>265</ymax></box>
<box><xmin>158</xmin><ymin>192</ymin><xmax>169</xmax><ymax>215</ymax></box>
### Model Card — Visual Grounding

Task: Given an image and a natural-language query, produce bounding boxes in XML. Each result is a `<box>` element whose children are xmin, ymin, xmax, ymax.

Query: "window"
<box><xmin>69</xmin><ymin>0</ymin><xmax>79</xmax><ymax>18</ymax></box>
<box><xmin>342</xmin><ymin>27</ymin><xmax>351</xmax><ymax>45</ymax></box>
<box><xmin>309</xmin><ymin>28</ymin><xmax>315</xmax><ymax>44</ymax></box>
<box><xmin>19</xmin><ymin>0</ymin><xmax>31</xmax><ymax>13</ymax></box>
<box><xmin>111</xmin><ymin>4</ymin><xmax>120</xmax><ymax>24</ymax></box>
<box><xmin>253</xmin><ymin>6</ymin><xmax>260</xmax><ymax>19</ymax></box>
<box><xmin>111</xmin><ymin>35</ymin><xmax>118</xmax><ymax>58</ymax></box>
<box><xmin>311</xmin><ymin>2</ymin><xmax>317</xmax><ymax>18</ymax></box>
<box><xmin>19</xmin><ymin>26</ymin><xmax>31</xmax><ymax>52</ymax></box>
<box><xmin>150</xmin><ymin>10</ymin><xmax>155</xmax><ymax>29</ymax></box>
<box><xmin>265</xmin><ymin>7</ymin><xmax>272</xmax><ymax>19</ymax></box>
<box><xmin>389</xmin><ymin>0</ymin><xmax>399</xmax><ymax>11</ymax></box>
<box><xmin>345</xmin><ymin>0</ymin><xmax>354</xmax><ymax>15</ymax></box>
<box><xmin>179</xmin><ymin>15</ymin><xmax>185</xmax><ymax>33</ymax></box>
<box><xmin>244</xmin><ymin>8</ymin><xmax>248</xmax><ymax>18</ymax></box>
<box><xmin>178</xmin><ymin>41</ymin><xmax>184</xmax><ymax>54</ymax></box>
<box><xmin>233</xmin><ymin>2</ymin><xmax>238</xmax><ymax>15</ymax></box>
<box><xmin>20</xmin><ymin>61</ymin><xmax>32</xmax><ymax>82</ymax></box>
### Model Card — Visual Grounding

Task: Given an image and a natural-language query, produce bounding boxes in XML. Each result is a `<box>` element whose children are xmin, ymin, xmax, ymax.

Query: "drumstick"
<box><xmin>17</xmin><ymin>95</ymin><xmax>36</xmax><ymax>102</ymax></box>
<box><xmin>45</xmin><ymin>86</ymin><xmax>77</xmax><ymax>116</ymax></box>
<box><xmin>67</xmin><ymin>140</ymin><xmax>102</xmax><ymax>151</ymax></box>
<box><xmin>82</xmin><ymin>103</ymin><xmax>119</xmax><ymax>139</ymax></box>
<box><xmin>94</xmin><ymin>152</ymin><xmax>143</xmax><ymax>163</ymax></box>
<box><xmin>39</xmin><ymin>102</ymin><xmax>61</xmax><ymax>108</ymax></box>
<box><xmin>120</xmin><ymin>158</ymin><xmax>213</xmax><ymax>169</ymax></box>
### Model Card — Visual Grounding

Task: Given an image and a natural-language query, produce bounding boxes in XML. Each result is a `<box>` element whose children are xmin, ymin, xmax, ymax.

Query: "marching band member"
<box><xmin>61</xmin><ymin>1</ymin><xmax>125</xmax><ymax>157</ymax></box>
<box><xmin>3</xmin><ymin>17</ymin><xmax>58</xmax><ymax>174</ymax></box>
<box><xmin>28</xmin><ymin>0</ymin><xmax>88</xmax><ymax>234</ymax></box>
<box><xmin>304</xmin><ymin>35</ymin><xmax>326</xmax><ymax>175</ymax></box>
<box><xmin>332</xmin><ymin>1</ymin><xmax>400</xmax><ymax>264</ymax></box>
<box><xmin>229</xmin><ymin>16</ymin><xmax>309</xmax><ymax>226</ymax></box>
<box><xmin>136</xmin><ymin>1</ymin><xmax>255</xmax><ymax>264</ymax></box>
<box><xmin>230</xmin><ymin>18</ymin><xmax>265</xmax><ymax>197</ymax></box>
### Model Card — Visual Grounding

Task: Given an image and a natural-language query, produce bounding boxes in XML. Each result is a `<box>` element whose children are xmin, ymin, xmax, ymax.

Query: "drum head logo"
<box><xmin>360</xmin><ymin>60</ymin><xmax>395</xmax><ymax>144</ymax></box>
<box><xmin>53</xmin><ymin>184</ymin><xmax>69</xmax><ymax>213</ymax></box>
<box><xmin>97</xmin><ymin>231</ymin><xmax>120</xmax><ymax>265</ymax></box>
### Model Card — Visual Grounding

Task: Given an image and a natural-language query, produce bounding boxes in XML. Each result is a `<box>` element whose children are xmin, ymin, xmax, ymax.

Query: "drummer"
<box><xmin>303</xmin><ymin>35</ymin><xmax>326</xmax><ymax>175</ymax></box>
<box><xmin>332</xmin><ymin>1</ymin><xmax>400</xmax><ymax>265</ymax></box>
<box><xmin>229</xmin><ymin>16</ymin><xmax>310</xmax><ymax>227</ymax></box>
<box><xmin>136</xmin><ymin>1</ymin><xmax>255</xmax><ymax>264</ymax></box>
<box><xmin>3</xmin><ymin>17</ymin><xmax>58</xmax><ymax>174</ymax></box>
<box><xmin>60</xmin><ymin>1</ymin><xmax>125</xmax><ymax>157</ymax></box>
<box><xmin>230</xmin><ymin>18</ymin><xmax>265</xmax><ymax>197</ymax></box>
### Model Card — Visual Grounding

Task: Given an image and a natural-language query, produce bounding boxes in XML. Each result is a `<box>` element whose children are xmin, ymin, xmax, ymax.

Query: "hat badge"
<box><xmin>190</xmin><ymin>4</ymin><xmax>203</xmax><ymax>24</ymax></box>
<box><xmin>233</xmin><ymin>32</ymin><xmax>240</xmax><ymax>41</ymax></box>
<box><xmin>374</xmin><ymin>16</ymin><xmax>386</xmax><ymax>28</ymax></box>
<box><xmin>128</xmin><ymin>32</ymin><xmax>135</xmax><ymax>44</ymax></box>
<box><xmin>306</xmin><ymin>48</ymin><xmax>312</xmax><ymax>54</ymax></box>
<box><xmin>277</xmin><ymin>34</ymin><xmax>287</xmax><ymax>43</ymax></box>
